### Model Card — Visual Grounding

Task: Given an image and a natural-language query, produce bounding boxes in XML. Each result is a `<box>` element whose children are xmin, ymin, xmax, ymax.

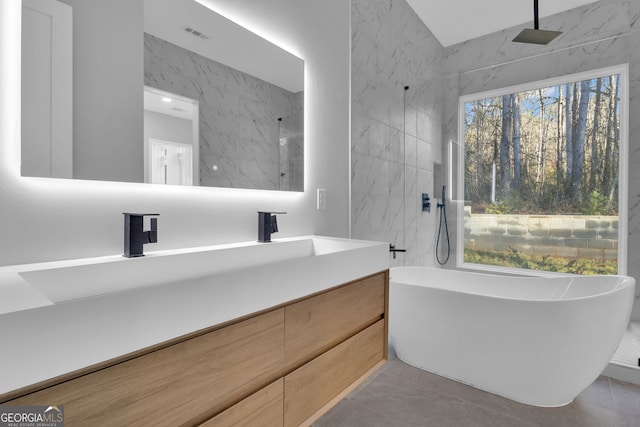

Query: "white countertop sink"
<box><xmin>0</xmin><ymin>235</ymin><xmax>389</xmax><ymax>394</ymax></box>
<box><xmin>2</xmin><ymin>236</ymin><xmax>383</xmax><ymax>308</ymax></box>
<box><xmin>20</xmin><ymin>238</ymin><xmax>315</xmax><ymax>304</ymax></box>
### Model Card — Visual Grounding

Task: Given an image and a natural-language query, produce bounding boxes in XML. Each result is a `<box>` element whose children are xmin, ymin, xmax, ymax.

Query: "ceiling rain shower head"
<box><xmin>512</xmin><ymin>0</ymin><xmax>562</xmax><ymax>45</ymax></box>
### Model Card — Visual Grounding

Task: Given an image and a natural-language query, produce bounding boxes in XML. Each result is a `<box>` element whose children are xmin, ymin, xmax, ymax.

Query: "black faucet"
<box><xmin>123</xmin><ymin>213</ymin><xmax>159</xmax><ymax>257</ymax></box>
<box><xmin>389</xmin><ymin>244</ymin><xmax>407</xmax><ymax>259</ymax></box>
<box><xmin>258</xmin><ymin>211</ymin><xmax>286</xmax><ymax>242</ymax></box>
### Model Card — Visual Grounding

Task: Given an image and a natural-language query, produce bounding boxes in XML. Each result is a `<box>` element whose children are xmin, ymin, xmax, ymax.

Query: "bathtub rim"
<box><xmin>389</xmin><ymin>266</ymin><xmax>635</xmax><ymax>303</ymax></box>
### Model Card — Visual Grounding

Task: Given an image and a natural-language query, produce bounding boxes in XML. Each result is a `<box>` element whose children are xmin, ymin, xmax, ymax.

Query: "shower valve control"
<box><xmin>422</xmin><ymin>193</ymin><xmax>431</xmax><ymax>213</ymax></box>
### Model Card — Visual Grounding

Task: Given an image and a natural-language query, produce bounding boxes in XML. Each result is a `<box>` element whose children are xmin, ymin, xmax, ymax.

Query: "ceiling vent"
<box><xmin>183</xmin><ymin>26</ymin><xmax>209</xmax><ymax>40</ymax></box>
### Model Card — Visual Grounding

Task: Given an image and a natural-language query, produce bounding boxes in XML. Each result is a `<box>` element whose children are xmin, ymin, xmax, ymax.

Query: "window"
<box><xmin>458</xmin><ymin>65</ymin><xmax>628</xmax><ymax>275</ymax></box>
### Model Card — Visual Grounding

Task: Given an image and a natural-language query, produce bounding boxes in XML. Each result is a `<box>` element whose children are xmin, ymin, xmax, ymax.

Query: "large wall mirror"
<box><xmin>21</xmin><ymin>0</ymin><xmax>304</xmax><ymax>191</ymax></box>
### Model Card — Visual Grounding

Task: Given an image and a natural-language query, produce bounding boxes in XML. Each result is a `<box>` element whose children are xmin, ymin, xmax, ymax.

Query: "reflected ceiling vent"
<box><xmin>182</xmin><ymin>26</ymin><xmax>209</xmax><ymax>40</ymax></box>
<box><xmin>513</xmin><ymin>0</ymin><xmax>562</xmax><ymax>45</ymax></box>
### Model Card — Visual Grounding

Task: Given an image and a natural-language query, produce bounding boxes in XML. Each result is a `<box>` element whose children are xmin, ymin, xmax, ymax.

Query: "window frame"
<box><xmin>456</xmin><ymin>64</ymin><xmax>629</xmax><ymax>276</ymax></box>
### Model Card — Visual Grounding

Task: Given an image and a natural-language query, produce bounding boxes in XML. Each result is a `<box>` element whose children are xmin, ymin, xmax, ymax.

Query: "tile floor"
<box><xmin>612</xmin><ymin>322</ymin><xmax>640</xmax><ymax>367</ymax></box>
<box><xmin>313</xmin><ymin>352</ymin><xmax>640</xmax><ymax>427</ymax></box>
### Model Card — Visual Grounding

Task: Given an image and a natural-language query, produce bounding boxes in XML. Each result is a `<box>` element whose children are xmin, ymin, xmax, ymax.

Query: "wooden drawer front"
<box><xmin>283</xmin><ymin>319</ymin><xmax>385</xmax><ymax>427</ymax></box>
<box><xmin>200</xmin><ymin>378</ymin><xmax>283</xmax><ymax>427</ymax></box>
<box><xmin>284</xmin><ymin>272</ymin><xmax>385</xmax><ymax>366</ymax></box>
<box><xmin>7</xmin><ymin>309</ymin><xmax>285</xmax><ymax>427</ymax></box>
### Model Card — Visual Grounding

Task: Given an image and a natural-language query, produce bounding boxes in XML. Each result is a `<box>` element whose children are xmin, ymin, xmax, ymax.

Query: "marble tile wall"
<box><xmin>445</xmin><ymin>0</ymin><xmax>630</xmax><ymax>77</ymax></box>
<box><xmin>144</xmin><ymin>33</ymin><xmax>303</xmax><ymax>191</ymax></box>
<box><xmin>351</xmin><ymin>0</ymin><xmax>445</xmax><ymax>267</ymax></box>
<box><xmin>442</xmin><ymin>0</ymin><xmax>640</xmax><ymax>320</ymax></box>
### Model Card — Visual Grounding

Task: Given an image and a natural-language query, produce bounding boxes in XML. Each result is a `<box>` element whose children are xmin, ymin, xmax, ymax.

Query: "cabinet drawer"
<box><xmin>201</xmin><ymin>378</ymin><xmax>283</xmax><ymax>427</ymax></box>
<box><xmin>284</xmin><ymin>319</ymin><xmax>385</xmax><ymax>427</ymax></box>
<box><xmin>284</xmin><ymin>272</ymin><xmax>385</xmax><ymax>366</ymax></box>
<box><xmin>7</xmin><ymin>309</ymin><xmax>285</xmax><ymax>426</ymax></box>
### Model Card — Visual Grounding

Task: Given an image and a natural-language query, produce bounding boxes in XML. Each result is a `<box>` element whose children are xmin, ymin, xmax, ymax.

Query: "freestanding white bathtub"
<box><xmin>389</xmin><ymin>267</ymin><xmax>635</xmax><ymax>407</ymax></box>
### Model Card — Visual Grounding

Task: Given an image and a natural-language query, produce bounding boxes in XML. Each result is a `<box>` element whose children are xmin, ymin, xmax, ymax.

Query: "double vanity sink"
<box><xmin>0</xmin><ymin>235</ymin><xmax>389</xmax><ymax>397</ymax></box>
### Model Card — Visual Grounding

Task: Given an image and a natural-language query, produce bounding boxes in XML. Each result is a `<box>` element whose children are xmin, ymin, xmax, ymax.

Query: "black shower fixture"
<box><xmin>512</xmin><ymin>0</ymin><xmax>562</xmax><ymax>45</ymax></box>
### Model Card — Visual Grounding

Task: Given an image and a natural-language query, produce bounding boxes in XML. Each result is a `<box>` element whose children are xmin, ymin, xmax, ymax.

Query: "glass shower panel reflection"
<box><xmin>277</xmin><ymin>114</ymin><xmax>303</xmax><ymax>191</ymax></box>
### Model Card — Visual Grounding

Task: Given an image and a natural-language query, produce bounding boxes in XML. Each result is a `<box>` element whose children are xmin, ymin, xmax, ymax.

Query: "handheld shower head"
<box><xmin>437</xmin><ymin>186</ymin><xmax>446</xmax><ymax>209</ymax></box>
<box><xmin>436</xmin><ymin>185</ymin><xmax>450</xmax><ymax>265</ymax></box>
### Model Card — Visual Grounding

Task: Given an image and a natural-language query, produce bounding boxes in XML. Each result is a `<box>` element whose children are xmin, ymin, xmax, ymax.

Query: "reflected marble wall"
<box><xmin>144</xmin><ymin>33</ymin><xmax>303</xmax><ymax>190</ymax></box>
<box><xmin>351</xmin><ymin>0</ymin><xmax>444</xmax><ymax>267</ymax></box>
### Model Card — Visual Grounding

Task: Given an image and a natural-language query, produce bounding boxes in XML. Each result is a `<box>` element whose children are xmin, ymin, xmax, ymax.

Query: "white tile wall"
<box><xmin>351</xmin><ymin>0</ymin><xmax>640</xmax><ymax>289</ymax></box>
<box><xmin>351</xmin><ymin>0</ymin><xmax>445</xmax><ymax>267</ymax></box>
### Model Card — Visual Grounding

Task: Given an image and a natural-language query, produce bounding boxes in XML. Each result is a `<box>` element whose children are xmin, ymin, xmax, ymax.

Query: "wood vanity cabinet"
<box><xmin>284</xmin><ymin>272</ymin><xmax>386</xmax><ymax>367</ymax></box>
<box><xmin>3</xmin><ymin>309</ymin><xmax>286</xmax><ymax>426</ymax></box>
<box><xmin>201</xmin><ymin>379</ymin><xmax>285</xmax><ymax>427</ymax></box>
<box><xmin>284</xmin><ymin>320</ymin><xmax>385</xmax><ymax>426</ymax></box>
<box><xmin>2</xmin><ymin>270</ymin><xmax>389</xmax><ymax>426</ymax></box>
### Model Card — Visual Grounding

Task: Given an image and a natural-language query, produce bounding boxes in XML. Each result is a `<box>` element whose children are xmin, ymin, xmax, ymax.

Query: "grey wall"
<box><xmin>464</xmin><ymin>212</ymin><xmax>619</xmax><ymax>263</ymax></box>
<box><xmin>60</xmin><ymin>0</ymin><xmax>143</xmax><ymax>183</ymax></box>
<box><xmin>350</xmin><ymin>0</ymin><xmax>445</xmax><ymax>267</ymax></box>
<box><xmin>442</xmin><ymin>0</ymin><xmax>640</xmax><ymax>320</ymax></box>
<box><xmin>144</xmin><ymin>33</ymin><xmax>303</xmax><ymax>191</ymax></box>
<box><xmin>144</xmin><ymin>111</ymin><xmax>192</xmax><ymax>145</ymax></box>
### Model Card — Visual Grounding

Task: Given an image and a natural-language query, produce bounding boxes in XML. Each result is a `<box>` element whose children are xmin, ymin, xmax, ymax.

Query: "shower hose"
<box><xmin>436</xmin><ymin>187</ymin><xmax>450</xmax><ymax>265</ymax></box>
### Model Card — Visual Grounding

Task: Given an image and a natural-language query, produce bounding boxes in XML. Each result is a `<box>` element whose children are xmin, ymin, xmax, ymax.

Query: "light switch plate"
<box><xmin>317</xmin><ymin>188</ymin><xmax>327</xmax><ymax>210</ymax></box>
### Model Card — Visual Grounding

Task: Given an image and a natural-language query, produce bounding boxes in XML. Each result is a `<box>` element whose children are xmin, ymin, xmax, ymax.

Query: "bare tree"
<box><xmin>513</xmin><ymin>93</ymin><xmax>522</xmax><ymax>190</ymax></box>
<box><xmin>564</xmin><ymin>83</ymin><xmax>573</xmax><ymax>187</ymax></box>
<box><xmin>535</xmin><ymin>89</ymin><xmax>546</xmax><ymax>188</ymax></box>
<box><xmin>500</xmin><ymin>94</ymin><xmax>513</xmax><ymax>196</ymax></box>
<box><xmin>609</xmin><ymin>76</ymin><xmax>620</xmax><ymax>208</ymax></box>
<box><xmin>556</xmin><ymin>85</ymin><xmax>564</xmax><ymax>199</ymax></box>
<box><xmin>462</xmin><ymin>74</ymin><xmax>619</xmax><ymax>214</ymax></box>
<box><xmin>589</xmin><ymin>77</ymin><xmax>602</xmax><ymax>192</ymax></box>
<box><xmin>571</xmin><ymin>79</ymin><xmax>591</xmax><ymax>200</ymax></box>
